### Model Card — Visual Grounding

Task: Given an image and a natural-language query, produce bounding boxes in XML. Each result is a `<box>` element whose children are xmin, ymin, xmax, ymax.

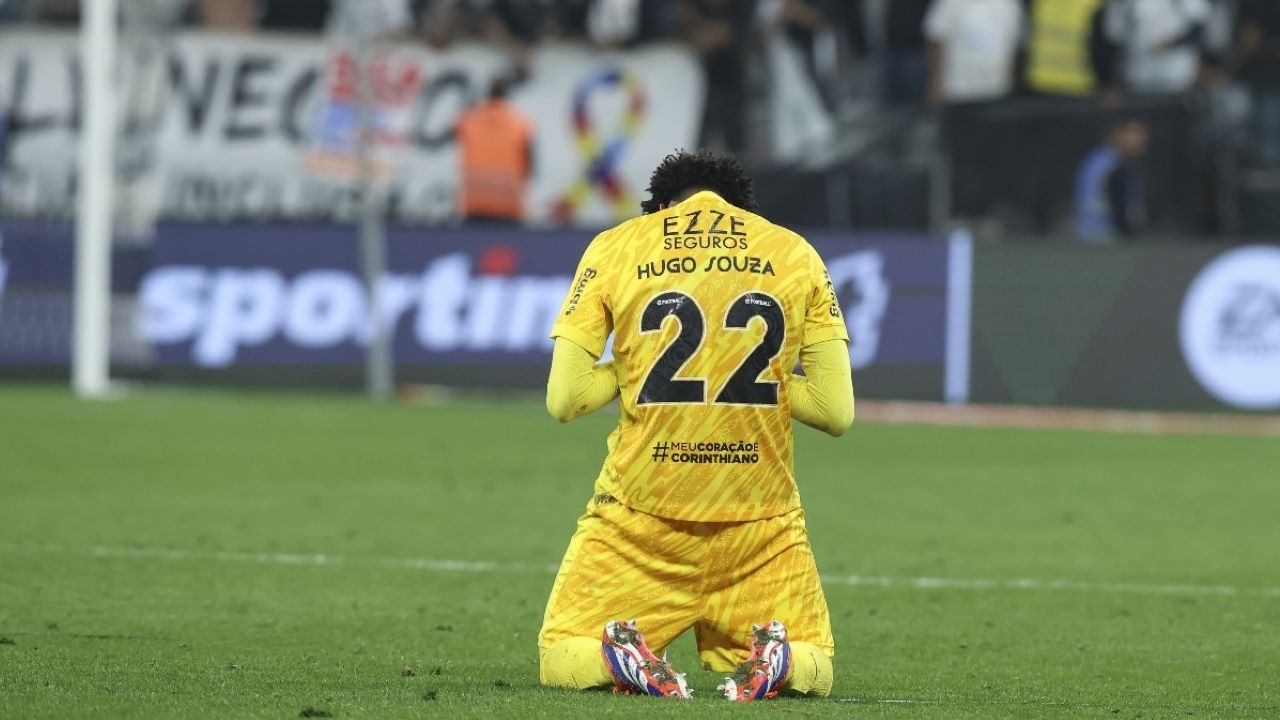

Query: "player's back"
<box><xmin>555</xmin><ymin>190</ymin><xmax>846</xmax><ymax>523</ymax></box>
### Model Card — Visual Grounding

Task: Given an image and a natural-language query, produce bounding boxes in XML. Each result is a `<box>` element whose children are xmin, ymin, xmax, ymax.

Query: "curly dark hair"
<box><xmin>639</xmin><ymin>149</ymin><xmax>757</xmax><ymax>214</ymax></box>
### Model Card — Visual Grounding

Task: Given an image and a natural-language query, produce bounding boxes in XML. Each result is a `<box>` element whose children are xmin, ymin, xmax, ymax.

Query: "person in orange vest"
<box><xmin>455</xmin><ymin>76</ymin><xmax>535</xmax><ymax>224</ymax></box>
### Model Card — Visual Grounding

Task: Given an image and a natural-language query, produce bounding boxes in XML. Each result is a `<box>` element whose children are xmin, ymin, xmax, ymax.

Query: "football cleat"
<box><xmin>600</xmin><ymin>619</ymin><xmax>692</xmax><ymax>698</ymax></box>
<box><xmin>717</xmin><ymin>620</ymin><xmax>792</xmax><ymax>701</ymax></box>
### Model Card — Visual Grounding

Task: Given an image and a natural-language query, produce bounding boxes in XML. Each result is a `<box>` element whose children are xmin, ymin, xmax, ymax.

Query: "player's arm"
<box><xmin>546</xmin><ymin>338</ymin><xmax>619</xmax><ymax>423</ymax></box>
<box><xmin>546</xmin><ymin>232</ymin><xmax>615</xmax><ymax>422</ymax></box>
<box><xmin>792</xmin><ymin>243</ymin><xmax>854</xmax><ymax>436</ymax></box>
<box><xmin>790</xmin><ymin>340</ymin><xmax>854</xmax><ymax>437</ymax></box>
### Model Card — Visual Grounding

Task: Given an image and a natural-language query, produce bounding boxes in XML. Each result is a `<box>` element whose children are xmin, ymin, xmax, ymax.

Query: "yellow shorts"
<box><xmin>538</xmin><ymin>495</ymin><xmax>834</xmax><ymax>672</ymax></box>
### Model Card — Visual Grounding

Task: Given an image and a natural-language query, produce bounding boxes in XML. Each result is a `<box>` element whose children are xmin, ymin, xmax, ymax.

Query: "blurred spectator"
<box><xmin>417</xmin><ymin>0</ymin><xmax>463</xmax><ymax>47</ymax></box>
<box><xmin>0</xmin><ymin>0</ymin><xmax>28</xmax><ymax>22</ymax></box>
<box><xmin>925</xmin><ymin>0</ymin><xmax>1023</xmax><ymax>221</ymax></box>
<box><xmin>881</xmin><ymin>0</ymin><xmax>933</xmax><ymax>106</ymax></box>
<box><xmin>328</xmin><ymin>0</ymin><xmax>412</xmax><ymax>39</ymax></box>
<box><xmin>1023</xmin><ymin>0</ymin><xmax>1107</xmax><ymax>97</ymax></box>
<box><xmin>459</xmin><ymin>0</ymin><xmax>543</xmax><ymax>76</ymax></box>
<box><xmin>1201</xmin><ymin>0</ymin><xmax>1240</xmax><ymax>72</ymax></box>
<box><xmin>194</xmin><ymin>0</ymin><xmax>410</xmax><ymax>36</ymax></box>
<box><xmin>1075</xmin><ymin>118</ymin><xmax>1151</xmax><ymax>242</ymax></box>
<box><xmin>774</xmin><ymin>0</ymin><xmax>839</xmax><ymax>105</ymax></box>
<box><xmin>1235</xmin><ymin>0</ymin><xmax>1280</xmax><ymax>166</ymax></box>
<box><xmin>454</xmin><ymin>0</ymin><xmax>678</xmax><ymax>47</ymax></box>
<box><xmin>677</xmin><ymin>0</ymin><xmax>758</xmax><ymax>155</ymax></box>
<box><xmin>546</xmin><ymin>0</ymin><xmax>591</xmax><ymax>39</ymax></box>
<box><xmin>455</xmin><ymin>76</ymin><xmax>534</xmax><ymax>223</ymax></box>
<box><xmin>195</xmin><ymin>0</ymin><xmax>257</xmax><ymax>31</ymax></box>
<box><xmin>1194</xmin><ymin>1</ymin><xmax>1247</xmax><ymax>233</ymax></box>
<box><xmin>825</xmin><ymin>0</ymin><xmax>868</xmax><ymax>60</ymax></box>
<box><xmin>470</xmin><ymin>0</ymin><xmax>543</xmax><ymax>44</ymax></box>
<box><xmin>124</xmin><ymin>0</ymin><xmax>189</xmax><ymax>30</ymax></box>
<box><xmin>261</xmin><ymin>0</ymin><xmax>330</xmax><ymax>31</ymax></box>
<box><xmin>28</xmin><ymin>0</ymin><xmax>75</xmax><ymax>23</ymax></box>
<box><xmin>416</xmin><ymin>0</ymin><xmax>541</xmax><ymax>57</ymax></box>
<box><xmin>635</xmin><ymin>0</ymin><xmax>681</xmax><ymax>44</ymax></box>
<box><xmin>587</xmin><ymin>0</ymin><xmax>680</xmax><ymax>47</ymax></box>
<box><xmin>760</xmin><ymin>0</ymin><xmax>837</xmax><ymax>160</ymax></box>
<box><xmin>924</xmin><ymin>0</ymin><xmax>1024</xmax><ymax>108</ymax></box>
<box><xmin>1104</xmin><ymin>0</ymin><xmax>1212</xmax><ymax>95</ymax></box>
<box><xmin>587</xmin><ymin>0</ymin><xmax>642</xmax><ymax>46</ymax></box>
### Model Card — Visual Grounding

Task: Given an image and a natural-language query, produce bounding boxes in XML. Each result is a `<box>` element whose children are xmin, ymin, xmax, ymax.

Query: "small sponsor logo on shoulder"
<box><xmin>564</xmin><ymin>267</ymin><xmax>597</xmax><ymax>316</ymax></box>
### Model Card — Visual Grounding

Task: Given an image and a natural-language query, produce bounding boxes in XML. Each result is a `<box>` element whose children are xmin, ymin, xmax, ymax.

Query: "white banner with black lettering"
<box><xmin>0</xmin><ymin>30</ymin><xmax>704</xmax><ymax>227</ymax></box>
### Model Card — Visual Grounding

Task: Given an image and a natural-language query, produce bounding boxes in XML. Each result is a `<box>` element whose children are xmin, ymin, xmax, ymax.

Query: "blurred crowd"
<box><xmin>0</xmin><ymin>0</ymin><xmax>740</xmax><ymax>48</ymax></box>
<box><xmin>4</xmin><ymin>0</ymin><xmax>1274</xmax><ymax>132</ymax></box>
<box><xmin>6</xmin><ymin>1</ymin><xmax>1276</xmax><ymax>157</ymax></box>
<box><xmin>869</xmin><ymin>1</ymin><xmax>1279</xmax><ymax>164</ymax></box>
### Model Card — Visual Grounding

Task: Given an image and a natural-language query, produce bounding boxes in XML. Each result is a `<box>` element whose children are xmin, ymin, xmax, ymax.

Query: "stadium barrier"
<box><xmin>3</xmin><ymin>221</ymin><xmax>1277</xmax><ymax>412</ymax></box>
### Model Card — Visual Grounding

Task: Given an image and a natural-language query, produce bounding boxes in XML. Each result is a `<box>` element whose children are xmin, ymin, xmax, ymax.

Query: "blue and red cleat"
<box><xmin>600</xmin><ymin>620</ymin><xmax>692</xmax><ymax>698</ymax></box>
<box><xmin>718</xmin><ymin>620</ymin><xmax>792</xmax><ymax>701</ymax></box>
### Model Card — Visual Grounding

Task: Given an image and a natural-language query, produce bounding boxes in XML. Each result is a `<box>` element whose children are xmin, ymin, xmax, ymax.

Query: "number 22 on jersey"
<box><xmin>637</xmin><ymin>290</ymin><xmax>785</xmax><ymax>407</ymax></box>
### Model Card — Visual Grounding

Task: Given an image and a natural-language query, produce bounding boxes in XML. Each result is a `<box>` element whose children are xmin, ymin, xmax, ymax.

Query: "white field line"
<box><xmin>2</xmin><ymin>542</ymin><xmax>1278</xmax><ymax>599</ymax></box>
<box><xmin>836</xmin><ymin>699</ymin><xmax>943</xmax><ymax>705</ymax></box>
<box><xmin>856</xmin><ymin>400</ymin><xmax>1280</xmax><ymax>438</ymax></box>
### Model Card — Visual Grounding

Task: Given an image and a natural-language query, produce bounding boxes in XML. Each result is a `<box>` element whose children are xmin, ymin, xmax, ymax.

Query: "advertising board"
<box><xmin>0</xmin><ymin>222</ymin><xmax>957</xmax><ymax>399</ymax></box>
<box><xmin>969</xmin><ymin>243</ymin><xmax>1280</xmax><ymax>411</ymax></box>
<box><xmin>1179</xmin><ymin>245</ymin><xmax>1280</xmax><ymax>410</ymax></box>
<box><xmin>9</xmin><ymin>220</ymin><xmax>1272</xmax><ymax>411</ymax></box>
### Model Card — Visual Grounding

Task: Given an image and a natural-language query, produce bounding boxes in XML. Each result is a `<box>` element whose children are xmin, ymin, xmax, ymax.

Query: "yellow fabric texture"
<box><xmin>538</xmin><ymin>497</ymin><xmax>833</xmax><ymax>673</ymax></box>
<box><xmin>549</xmin><ymin>190</ymin><xmax>849</xmax><ymax>523</ymax></box>
<box><xmin>539</xmin><ymin>637</ymin><xmax>613</xmax><ymax>690</ymax></box>
<box><xmin>1025</xmin><ymin>0</ymin><xmax>1103</xmax><ymax>95</ymax></box>
<box><xmin>789</xmin><ymin>338</ymin><xmax>854</xmax><ymax>436</ymax></box>
<box><xmin>785</xmin><ymin>641</ymin><xmax>834</xmax><ymax>696</ymax></box>
<box><xmin>545</xmin><ymin>339</ymin><xmax>619</xmax><ymax>423</ymax></box>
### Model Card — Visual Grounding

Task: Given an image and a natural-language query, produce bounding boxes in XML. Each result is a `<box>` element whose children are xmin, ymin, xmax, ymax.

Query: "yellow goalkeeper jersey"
<box><xmin>550</xmin><ymin>191</ymin><xmax>849</xmax><ymax>522</ymax></box>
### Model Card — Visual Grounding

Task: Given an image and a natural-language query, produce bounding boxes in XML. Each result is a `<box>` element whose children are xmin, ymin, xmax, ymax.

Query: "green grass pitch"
<box><xmin>1</xmin><ymin>384</ymin><xmax>1277</xmax><ymax>719</ymax></box>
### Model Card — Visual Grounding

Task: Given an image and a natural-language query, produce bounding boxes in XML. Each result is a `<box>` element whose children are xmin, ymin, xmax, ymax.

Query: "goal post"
<box><xmin>72</xmin><ymin>0</ymin><xmax>117</xmax><ymax>398</ymax></box>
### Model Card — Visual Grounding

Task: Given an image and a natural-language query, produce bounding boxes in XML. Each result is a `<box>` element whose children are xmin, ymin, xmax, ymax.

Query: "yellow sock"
<box><xmin>784</xmin><ymin>642</ymin><xmax>834</xmax><ymax>697</ymax></box>
<box><xmin>539</xmin><ymin>637</ymin><xmax>614</xmax><ymax>690</ymax></box>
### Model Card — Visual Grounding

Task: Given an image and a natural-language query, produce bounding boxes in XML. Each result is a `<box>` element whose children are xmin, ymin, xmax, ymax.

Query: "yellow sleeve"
<box><xmin>789</xmin><ymin>339</ymin><xmax>854</xmax><ymax>436</ymax></box>
<box><xmin>549</xmin><ymin>232</ymin><xmax>613</xmax><ymax>357</ymax></box>
<box><xmin>802</xmin><ymin>245</ymin><xmax>851</xmax><ymax>347</ymax></box>
<box><xmin>546</xmin><ymin>337</ymin><xmax>620</xmax><ymax>423</ymax></box>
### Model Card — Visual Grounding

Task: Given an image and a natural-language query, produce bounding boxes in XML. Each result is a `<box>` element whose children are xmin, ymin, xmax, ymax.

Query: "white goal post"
<box><xmin>72</xmin><ymin>0</ymin><xmax>117</xmax><ymax>397</ymax></box>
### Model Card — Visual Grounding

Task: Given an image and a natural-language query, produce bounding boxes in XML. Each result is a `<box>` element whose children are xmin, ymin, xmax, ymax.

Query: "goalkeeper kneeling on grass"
<box><xmin>537</xmin><ymin>149</ymin><xmax>854</xmax><ymax>700</ymax></box>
